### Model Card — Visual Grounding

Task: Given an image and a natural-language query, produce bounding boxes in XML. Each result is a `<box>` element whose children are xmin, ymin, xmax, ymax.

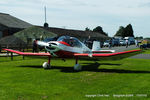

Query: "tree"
<box><xmin>135</xmin><ymin>36</ymin><xmax>143</xmax><ymax>40</ymax></box>
<box><xmin>85</xmin><ymin>27</ymin><xmax>91</xmax><ymax>31</ymax></box>
<box><xmin>145</xmin><ymin>37</ymin><xmax>150</xmax><ymax>40</ymax></box>
<box><xmin>114</xmin><ymin>26</ymin><xmax>125</xmax><ymax>37</ymax></box>
<box><xmin>125</xmin><ymin>24</ymin><xmax>134</xmax><ymax>37</ymax></box>
<box><xmin>93</xmin><ymin>26</ymin><xmax>103</xmax><ymax>33</ymax></box>
<box><xmin>114</xmin><ymin>24</ymin><xmax>134</xmax><ymax>37</ymax></box>
<box><xmin>93</xmin><ymin>26</ymin><xmax>108</xmax><ymax>36</ymax></box>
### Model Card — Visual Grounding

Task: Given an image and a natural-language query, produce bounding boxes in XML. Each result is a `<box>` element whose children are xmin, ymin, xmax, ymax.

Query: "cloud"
<box><xmin>0</xmin><ymin>0</ymin><xmax>150</xmax><ymax>37</ymax></box>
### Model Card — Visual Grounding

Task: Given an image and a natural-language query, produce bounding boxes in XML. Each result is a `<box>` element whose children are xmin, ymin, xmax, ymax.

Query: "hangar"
<box><xmin>0</xmin><ymin>13</ymin><xmax>109</xmax><ymax>49</ymax></box>
<box><xmin>39</xmin><ymin>26</ymin><xmax>109</xmax><ymax>42</ymax></box>
<box><xmin>0</xmin><ymin>13</ymin><xmax>32</xmax><ymax>39</ymax></box>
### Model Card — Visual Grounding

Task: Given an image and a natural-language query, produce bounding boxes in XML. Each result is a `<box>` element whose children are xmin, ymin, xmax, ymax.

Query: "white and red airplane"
<box><xmin>3</xmin><ymin>36</ymin><xmax>140</xmax><ymax>71</ymax></box>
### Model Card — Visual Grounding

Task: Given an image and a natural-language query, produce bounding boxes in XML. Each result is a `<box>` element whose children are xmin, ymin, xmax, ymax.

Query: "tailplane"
<box><xmin>92</xmin><ymin>41</ymin><xmax>101</xmax><ymax>51</ymax></box>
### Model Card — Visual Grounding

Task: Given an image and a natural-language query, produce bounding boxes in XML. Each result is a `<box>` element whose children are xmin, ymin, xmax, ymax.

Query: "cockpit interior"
<box><xmin>57</xmin><ymin>36</ymin><xmax>82</xmax><ymax>48</ymax></box>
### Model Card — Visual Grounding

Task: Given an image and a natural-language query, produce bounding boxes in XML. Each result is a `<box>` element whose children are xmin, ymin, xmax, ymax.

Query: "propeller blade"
<box><xmin>37</xmin><ymin>41</ymin><xmax>49</xmax><ymax>47</ymax></box>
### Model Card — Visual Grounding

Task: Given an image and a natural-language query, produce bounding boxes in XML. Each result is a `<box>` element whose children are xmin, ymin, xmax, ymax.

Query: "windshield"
<box><xmin>105</xmin><ymin>40</ymin><xmax>109</xmax><ymax>43</ymax></box>
<box><xmin>57</xmin><ymin>36</ymin><xmax>82</xmax><ymax>48</ymax></box>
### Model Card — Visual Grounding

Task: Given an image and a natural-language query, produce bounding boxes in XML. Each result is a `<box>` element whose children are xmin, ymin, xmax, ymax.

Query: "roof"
<box><xmin>0</xmin><ymin>13</ymin><xmax>32</xmax><ymax>28</ymax></box>
<box><xmin>14</xmin><ymin>26</ymin><xmax>57</xmax><ymax>43</ymax></box>
<box><xmin>39</xmin><ymin>26</ymin><xmax>109</xmax><ymax>40</ymax></box>
<box><xmin>0</xmin><ymin>35</ymin><xmax>26</xmax><ymax>46</ymax></box>
<box><xmin>0</xmin><ymin>26</ymin><xmax>57</xmax><ymax>46</ymax></box>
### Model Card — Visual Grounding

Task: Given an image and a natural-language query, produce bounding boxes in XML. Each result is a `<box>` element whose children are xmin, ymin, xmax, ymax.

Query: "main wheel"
<box><xmin>74</xmin><ymin>64</ymin><xmax>82</xmax><ymax>71</ymax></box>
<box><xmin>42</xmin><ymin>62</ymin><xmax>51</xmax><ymax>69</ymax></box>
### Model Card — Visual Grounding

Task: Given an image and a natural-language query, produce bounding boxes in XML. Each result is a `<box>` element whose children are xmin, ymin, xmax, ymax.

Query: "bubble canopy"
<box><xmin>57</xmin><ymin>36</ymin><xmax>82</xmax><ymax>48</ymax></box>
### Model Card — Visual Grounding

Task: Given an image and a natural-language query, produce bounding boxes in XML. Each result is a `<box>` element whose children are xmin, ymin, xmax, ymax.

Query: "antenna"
<box><xmin>44</xmin><ymin>6</ymin><xmax>49</xmax><ymax>28</ymax></box>
<box><xmin>44</xmin><ymin>6</ymin><xmax>47</xmax><ymax>23</ymax></box>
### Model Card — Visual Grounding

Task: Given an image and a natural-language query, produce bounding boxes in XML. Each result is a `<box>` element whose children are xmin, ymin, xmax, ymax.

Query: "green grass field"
<box><xmin>0</xmin><ymin>51</ymin><xmax>150</xmax><ymax>100</ymax></box>
<box><xmin>142</xmin><ymin>49</ymin><xmax>150</xmax><ymax>54</ymax></box>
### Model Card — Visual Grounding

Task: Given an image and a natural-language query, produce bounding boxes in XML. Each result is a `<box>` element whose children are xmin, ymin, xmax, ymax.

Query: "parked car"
<box><xmin>119</xmin><ymin>40</ymin><xmax>126</xmax><ymax>46</ymax></box>
<box><xmin>103</xmin><ymin>40</ymin><xmax>109</xmax><ymax>47</ymax></box>
<box><xmin>124</xmin><ymin>37</ymin><xmax>135</xmax><ymax>45</ymax></box>
<box><xmin>112</xmin><ymin>38</ymin><xmax>120</xmax><ymax>46</ymax></box>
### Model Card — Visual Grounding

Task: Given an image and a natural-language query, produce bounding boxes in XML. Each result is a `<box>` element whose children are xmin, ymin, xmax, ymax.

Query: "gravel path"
<box><xmin>101</xmin><ymin>45</ymin><xmax>150</xmax><ymax>59</ymax></box>
<box><xmin>130</xmin><ymin>54</ymin><xmax>150</xmax><ymax>59</ymax></box>
<box><xmin>101</xmin><ymin>45</ymin><xmax>139</xmax><ymax>52</ymax></box>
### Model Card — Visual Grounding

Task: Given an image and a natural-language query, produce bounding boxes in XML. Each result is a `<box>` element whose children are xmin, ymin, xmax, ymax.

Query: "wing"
<box><xmin>92</xmin><ymin>50</ymin><xmax>115</xmax><ymax>53</ymax></box>
<box><xmin>3</xmin><ymin>49</ymin><xmax>51</xmax><ymax>57</ymax></box>
<box><xmin>74</xmin><ymin>50</ymin><xmax>141</xmax><ymax>57</ymax></box>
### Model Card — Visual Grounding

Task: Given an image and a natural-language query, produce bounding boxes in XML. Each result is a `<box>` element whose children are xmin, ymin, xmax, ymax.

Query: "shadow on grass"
<box><xmin>19</xmin><ymin>65</ymin><xmax>42</xmax><ymax>68</ymax></box>
<box><xmin>19</xmin><ymin>62</ymin><xmax>150</xmax><ymax>74</ymax></box>
<box><xmin>96</xmin><ymin>68</ymin><xmax>150</xmax><ymax>73</ymax></box>
<box><xmin>58</xmin><ymin>63</ymin><xmax>150</xmax><ymax>74</ymax></box>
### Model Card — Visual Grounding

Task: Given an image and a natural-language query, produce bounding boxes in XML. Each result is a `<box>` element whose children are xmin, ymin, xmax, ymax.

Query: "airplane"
<box><xmin>3</xmin><ymin>36</ymin><xmax>141</xmax><ymax>71</ymax></box>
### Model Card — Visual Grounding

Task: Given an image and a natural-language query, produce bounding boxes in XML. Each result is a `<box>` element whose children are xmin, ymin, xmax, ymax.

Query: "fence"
<box><xmin>0</xmin><ymin>44</ymin><xmax>34</xmax><ymax>53</ymax></box>
<box><xmin>0</xmin><ymin>44</ymin><xmax>34</xmax><ymax>60</ymax></box>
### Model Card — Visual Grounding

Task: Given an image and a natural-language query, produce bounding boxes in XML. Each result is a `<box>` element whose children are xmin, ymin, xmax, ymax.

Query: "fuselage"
<box><xmin>44</xmin><ymin>36</ymin><xmax>92</xmax><ymax>58</ymax></box>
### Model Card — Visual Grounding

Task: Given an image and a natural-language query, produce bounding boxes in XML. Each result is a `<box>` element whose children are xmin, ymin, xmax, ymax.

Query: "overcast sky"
<box><xmin>0</xmin><ymin>0</ymin><xmax>150</xmax><ymax>37</ymax></box>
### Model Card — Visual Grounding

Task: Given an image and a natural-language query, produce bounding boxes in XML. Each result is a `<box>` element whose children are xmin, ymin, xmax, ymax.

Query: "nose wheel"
<box><xmin>43</xmin><ymin>62</ymin><xmax>51</xmax><ymax>69</ymax></box>
<box><xmin>42</xmin><ymin>56</ymin><xmax>51</xmax><ymax>69</ymax></box>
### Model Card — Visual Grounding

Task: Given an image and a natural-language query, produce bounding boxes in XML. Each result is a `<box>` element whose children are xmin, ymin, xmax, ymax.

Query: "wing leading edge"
<box><xmin>3</xmin><ymin>49</ymin><xmax>51</xmax><ymax>56</ymax></box>
<box><xmin>74</xmin><ymin>49</ymin><xmax>141</xmax><ymax>57</ymax></box>
<box><xmin>3</xmin><ymin>49</ymin><xmax>141</xmax><ymax>58</ymax></box>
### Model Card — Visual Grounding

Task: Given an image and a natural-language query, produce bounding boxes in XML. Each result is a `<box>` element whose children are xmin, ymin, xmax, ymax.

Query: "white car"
<box><xmin>103</xmin><ymin>41</ymin><xmax>109</xmax><ymax>47</ymax></box>
<box><xmin>119</xmin><ymin>40</ymin><xmax>126</xmax><ymax>46</ymax></box>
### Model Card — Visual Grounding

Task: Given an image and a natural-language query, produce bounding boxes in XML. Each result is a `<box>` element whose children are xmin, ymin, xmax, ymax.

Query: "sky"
<box><xmin>0</xmin><ymin>0</ymin><xmax>150</xmax><ymax>37</ymax></box>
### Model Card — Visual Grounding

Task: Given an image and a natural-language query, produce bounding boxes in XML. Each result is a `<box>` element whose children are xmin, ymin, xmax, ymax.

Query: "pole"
<box><xmin>44</xmin><ymin>6</ymin><xmax>47</xmax><ymax>23</ymax></box>
<box><xmin>11</xmin><ymin>52</ymin><xmax>13</xmax><ymax>61</ymax></box>
<box><xmin>23</xmin><ymin>49</ymin><xmax>25</xmax><ymax>60</ymax></box>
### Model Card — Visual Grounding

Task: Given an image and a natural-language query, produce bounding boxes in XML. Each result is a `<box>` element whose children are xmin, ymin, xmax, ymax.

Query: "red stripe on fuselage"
<box><xmin>58</xmin><ymin>41</ymin><xmax>71</xmax><ymax>46</ymax></box>
<box><xmin>54</xmin><ymin>50</ymin><xmax>75</xmax><ymax>58</ymax></box>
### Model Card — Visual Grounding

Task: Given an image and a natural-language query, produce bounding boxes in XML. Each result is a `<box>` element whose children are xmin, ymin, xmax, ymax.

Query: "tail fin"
<box><xmin>92</xmin><ymin>41</ymin><xmax>115</xmax><ymax>53</ymax></box>
<box><xmin>92</xmin><ymin>41</ymin><xmax>101</xmax><ymax>51</ymax></box>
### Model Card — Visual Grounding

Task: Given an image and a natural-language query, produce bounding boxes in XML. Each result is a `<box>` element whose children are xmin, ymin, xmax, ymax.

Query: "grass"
<box><xmin>142</xmin><ymin>49</ymin><xmax>150</xmax><ymax>54</ymax></box>
<box><xmin>0</xmin><ymin>55</ymin><xmax>150</xmax><ymax>100</ymax></box>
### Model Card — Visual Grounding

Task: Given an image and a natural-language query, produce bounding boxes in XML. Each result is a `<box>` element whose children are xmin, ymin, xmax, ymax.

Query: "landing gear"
<box><xmin>74</xmin><ymin>57</ymin><xmax>82</xmax><ymax>71</ymax></box>
<box><xmin>42</xmin><ymin>56</ymin><xmax>51</xmax><ymax>69</ymax></box>
<box><xmin>43</xmin><ymin>62</ymin><xmax>51</xmax><ymax>69</ymax></box>
<box><xmin>74</xmin><ymin>64</ymin><xmax>82</xmax><ymax>71</ymax></box>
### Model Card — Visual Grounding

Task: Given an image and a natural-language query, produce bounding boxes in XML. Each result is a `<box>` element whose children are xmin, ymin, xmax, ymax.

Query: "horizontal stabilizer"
<box><xmin>92</xmin><ymin>50</ymin><xmax>115</xmax><ymax>53</ymax></box>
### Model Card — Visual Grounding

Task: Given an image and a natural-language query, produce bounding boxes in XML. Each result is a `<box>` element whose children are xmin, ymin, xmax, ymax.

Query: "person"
<box><xmin>141</xmin><ymin>40</ymin><xmax>147</xmax><ymax>49</ymax></box>
<box><xmin>135</xmin><ymin>39</ymin><xmax>139</xmax><ymax>47</ymax></box>
<box><xmin>125</xmin><ymin>39</ymin><xmax>129</xmax><ymax>48</ymax></box>
<box><xmin>109</xmin><ymin>38</ymin><xmax>112</xmax><ymax>49</ymax></box>
<box><xmin>32</xmin><ymin>39</ymin><xmax>38</xmax><ymax>53</ymax></box>
<box><xmin>0</xmin><ymin>44</ymin><xmax>1</xmax><ymax>53</ymax></box>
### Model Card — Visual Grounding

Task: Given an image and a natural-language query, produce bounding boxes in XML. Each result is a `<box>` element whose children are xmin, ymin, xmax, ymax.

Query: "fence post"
<box><xmin>7</xmin><ymin>51</ymin><xmax>9</xmax><ymax>57</ymax></box>
<box><xmin>11</xmin><ymin>52</ymin><xmax>13</xmax><ymax>61</ymax></box>
<box><xmin>0</xmin><ymin>44</ymin><xmax>1</xmax><ymax>53</ymax></box>
<box><xmin>23</xmin><ymin>49</ymin><xmax>25</xmax><ymax>60</ymax></box>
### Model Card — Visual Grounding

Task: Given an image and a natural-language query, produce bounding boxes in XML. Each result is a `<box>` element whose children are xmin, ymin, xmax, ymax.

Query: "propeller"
<box><xmin>37</xmin><ymin>41</ymin><xmax>49</xmax><ymax>47</ymax></box>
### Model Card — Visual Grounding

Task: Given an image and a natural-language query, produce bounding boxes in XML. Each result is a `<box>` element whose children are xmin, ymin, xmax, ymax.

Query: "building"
<box><xmin>39</xmin><ymin>26</ymin><xmax>109</xmax><ymax>42</ymax></box>
<box><xmin>13</xmin><ymin>26</ymin><xmax>57</xmax><ymax>44</ymax></box>
<box><xmin>0</xmin><ymin>12</ymin><xmax>109</xmax><ymax>48</ymax></box>
<box><xmin>0</xmin><ymin>13</ymin><xmax>32</xmax><ymax>39</ymax></box>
